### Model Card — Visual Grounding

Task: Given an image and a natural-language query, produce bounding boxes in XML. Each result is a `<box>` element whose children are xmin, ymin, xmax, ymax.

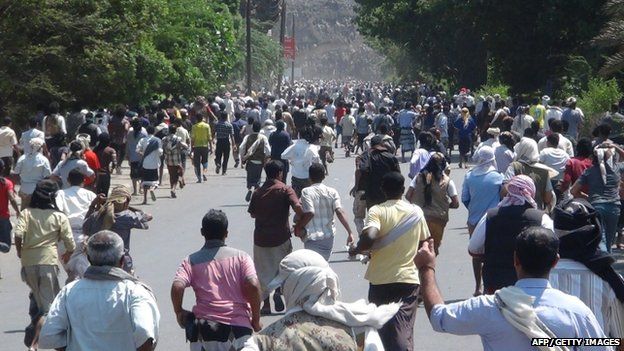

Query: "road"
<box><xmin>0</xmin><ymin>149</ymin><xmax>482</xmax><ymax>350</ymax></box>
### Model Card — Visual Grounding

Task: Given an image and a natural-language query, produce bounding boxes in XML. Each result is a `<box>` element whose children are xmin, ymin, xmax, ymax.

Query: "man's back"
<box><xmin>191</xmin><ymin>122</ymin><xmax>211</xmax><ymax>147</ymax></box>
<box><xmin>430</xmin><ymin>279</ymin><xmax>609</xmax><ymax>351</ymax></box>
<box><xmin>40</xmin><ymin>278</ymin><xmax>160</xmax><ymax>351</ymax></box>
<box><xmin>300</xmin><ymin>183</ymin><xmax>340</xmax><ymax>241</ymax></box>
<box><xmin>174</xmin><ymin>242</ymin><xmax>257</xmax><ymax>329</ymax></box>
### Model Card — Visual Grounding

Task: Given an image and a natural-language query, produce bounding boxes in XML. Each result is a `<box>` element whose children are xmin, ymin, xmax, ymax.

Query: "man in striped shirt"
<box><xmin>213</xmin><ymin>112</ymin><xmax>236</xmax><ymax>175</ymax></box>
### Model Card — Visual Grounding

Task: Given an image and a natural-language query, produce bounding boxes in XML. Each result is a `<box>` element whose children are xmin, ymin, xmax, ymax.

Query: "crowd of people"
<box><xmin>2</xmin><ymin>80</ymin><xmax>624</xmax><ymax>350</ymax></box>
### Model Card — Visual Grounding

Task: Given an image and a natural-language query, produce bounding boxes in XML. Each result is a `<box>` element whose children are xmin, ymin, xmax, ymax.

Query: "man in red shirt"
<box><xmin>0</xmin><ymin>159</ymin><xmax>20</xmax><ymax>254</ymax></box>
<box><xmin>76</xmin><ymin>135</ymin><xmax>100</xmax><ymax>192</ymax></box>
<box><xmin>334</xmin><ymin>101</ymin><xmax>347</xmax><ymax>148</ymax></box>
<box><xmin>559</xmin><ymin>138</ymin><xmax>592</xmax><ymax>195</ymax></box>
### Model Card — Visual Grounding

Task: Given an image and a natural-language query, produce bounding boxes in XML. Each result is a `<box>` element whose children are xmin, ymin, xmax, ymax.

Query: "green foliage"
<box><xmin>593</xmin><ymin>0</ymin><xmax>624</xmax><ymax>75</ymax></box>
<box><xmin>231</xmin><ymin>26</ymin><xmax>285</xmax><ymax>91</ymax></box>
<box><xmin>0</xmin><ymin>0</ymin><xmax>242</xmax><ymax>122</ymax></box>
<box><xmin>578</xmin><ymin>77</ymin><xmax>621</xmax><ymax>132</ymax></box>
<box><xmin>355</xmin><ymin>0</ymin><xmax>608</xmax><ymax>94</ymax></box>
<box><xmin>474</xmin><ymin>84</ymin><xmax>511</xmax><ymax>100</ymax></box>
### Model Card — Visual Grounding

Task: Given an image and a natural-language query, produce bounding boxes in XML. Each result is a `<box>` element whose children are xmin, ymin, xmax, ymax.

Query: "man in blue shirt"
<box><xmin>415</xmin><ymin>226</ymin><xmax>610</xmax><ymax>351</ymax></box>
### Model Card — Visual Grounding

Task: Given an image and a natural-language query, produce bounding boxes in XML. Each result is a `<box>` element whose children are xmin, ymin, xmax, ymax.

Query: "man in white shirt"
<box><xmin>56</xmin><ymin>169</ymin><xmax>98</xmax><ymax>281</ymax></box>
<box><xmin>511</xmin><ymin>106</ymin><xmax>534</xmax><ymax>137</ymax></box>
<box><xmin>543</xmin><ymin>96</ymin><xmax>563</xmax><ymax>131</ymax></box>
<box><xmin>538</xmin><ymin>119</ymin><xmax>574</xmax><ymax>157</ymax></box>
<box><xmin>324</xmin><ymin>99</ymin><xmax>336</xmax><ymax>127</ymax></box>
<box><xmin>20</xmin><ymin>117</ymin><xmax>45</xmax><ymax>156</ymax></box>
<box><xmin>281</xmin><ymin>127</ymin><xmax>321</xmax><ymax>198</ymax></box>
<box><xmin>294</xmin><ymin>163</ymin><xmax>353</xmax><ymax>261</ymax></box>
<box><xmin>136</xmin><ymin>126</ymin><xmax>163</xmax><ymax>205</ymax></box>
<box><xmin>539</xmin><ymin>134</ymin><xmax>570</xmax><ymax>203</ymax></box>
<box><xmin>39</xmin><ymin>231</ymin><xmax>160</xmax><ymax>351</ymax></box>
<box><xmin>0</xmin><ymin>117</ymin><xmax>19</xmax><ymax>176</ymax></box>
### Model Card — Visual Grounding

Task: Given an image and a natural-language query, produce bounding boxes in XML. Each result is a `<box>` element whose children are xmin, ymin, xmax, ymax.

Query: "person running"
<box><xmin>281</xmin><ymin>126</ymin><xmax>321</xmax><ymax>198</ymax></box>
<box><xmin>231</xmin><ymin>112</ymin><xmax>246</xmax><ymax>168</ymax></box>
<box><xmin>268</xmin><ymin>120</ymin><xmax>292</xmax><ymax>180</ymax></box>
<box><xmin>14</xmin><ymin>180</ymin><xmax>75</xmax><ymax>351</ymax></box>
<box><xmin>248</xmin><ymin>160</ymin><xmax>302</xmax><ymax>315</ymax></box>
<box><xmin>0</xmin><ymin>159</ymin><xmax>19</xmax><ymax>255</ymax></box>
<box><xmin>461</xmin><ymin>146</ymin><xmax>504</xmax><ymax>296</ymax></box>
<box><xmin>39</xmin><ymin>231</ymin><xmax>160</xmax><ymax>351</ymax></box>
<box><xmin>318</xmin><ymin>116</ymin><xmax>336</xmax><ymax>175</ymax></box>
<box><xmin>83</xmin><ymin>185</ymin><xmax>152</xmax><ymax>274</ymax></box>
<box><xmin>13</xmin><ymin>138</ymin><xmax>51</xmax><ymax>210</ymax></box>
<box><xmin>354</xmin><ymin>106</ymin><xmax>370</xmax><ymax>155</ymax></box>
<box><xmin>126</xmin><ymin>118</ymin><xmax>147</xmax><ymax>196</ymax></box>
<box><xmin>136</xmin><ymin>126</ymin><xmax>163</xmax><ymax>205</ymax></box>
<box><xmin>468</xmin><ymin>175</ymin><xmax>552</xmax><ymax>294</ymax></box>
<box><xmin>162</xmin><ymin>124</ymin><xmax>188</xmax><ymax>198</ymax></box>
<box><xmin>108</xmin><ymin>105</ymin><xmax>130</xmax><ymax>175</ymax></box>
<box><xmin>214</xmin><ymin>111</ymin><xmax>236</xmax><ymax>175</ymax></box>
<box><xmin>191</xmin><ymin>113</ymin><xmax>213</xmax><ymax>183</ymax></box>
<box><xmin>0</xmin><ymin>117</ymin><xmax>20</xmax><ymax>176</ymax></box>
<box><xmin>339</xmin><ymin>108</ymin><xmax>356</xmax><ymax>157</ymax></box>
<box><xmin>171</xmin><ymin>210</ymin><xmax>262</xmax><ymax>350</ymax></box>
<box><xmin>294</xmin><ymin>163</ymin><xmax>353</xmax><ymax>261</ymax></box>
<box><xmin>93</xmin><ymin>133</ymin><xmax>117</xmax><ymax>196</ymax></box>
<box><xmin>406</xmin><ymin>153</ymin><xmax>459</xmax><ymax>255</ymax></box>
<box><xmin>51</xmin><ymin>141</ymin><xmax>95</xmax><ymax>189</ymax></box>
<box><xmin>348</xmin><ymin>172</ymin><xmax>431</xmax><ymax>351</ymax></box>
<box><xmin>454</xmin><ymin>107</ymin><xmax>477</xmax><ymax>168</ymax></box>
<box><xmin>241</xmin><ymin>121</ymin><xmax>271</xmax><ymax>202</ymax></box>
<box><xmin>416</xmin><ymin>227</ymin><xmax>609</xmax><ymax>350</ymax></box>
<box><xmin>397</xmin><ymin>102</ymin><xmax>417</xmax><ymax>162</ymax></box>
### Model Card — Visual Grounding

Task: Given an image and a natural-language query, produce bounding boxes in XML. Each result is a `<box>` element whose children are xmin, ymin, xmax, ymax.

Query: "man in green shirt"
<box><xmin>191</xmin><ymin>114</ymin><xmax>213</xmax><ymax>183</ymax></box>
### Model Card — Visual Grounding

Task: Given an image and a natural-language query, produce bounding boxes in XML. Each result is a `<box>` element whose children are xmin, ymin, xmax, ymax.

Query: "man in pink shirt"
<box><xmin>171</xmin><ymin>209</ymin><xmax>262</xmax><ymax>350</ymax></box>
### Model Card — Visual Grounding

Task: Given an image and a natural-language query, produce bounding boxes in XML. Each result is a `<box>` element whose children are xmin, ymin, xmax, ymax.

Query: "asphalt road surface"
<box><xmin>0</xmin><ymin>149</ymin><xmax>482</xmax><ymax>350</ymax></box>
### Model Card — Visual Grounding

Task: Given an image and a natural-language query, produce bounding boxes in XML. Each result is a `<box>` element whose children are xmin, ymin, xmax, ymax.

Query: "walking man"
<box><xmin>349</xmin><ymin>172</ymin><xmax>431</xmax><ymax>351</ymax></box>
<box><xmin>240</xmin><ymin>121</ymin><xmax>270</xmax><ymax>202</ymax></box>
<box><xmin>171</xmin><ymin>210</ymin><xmax>262</xmax><ymax>350</ymax></box>
<box><xmin>248</xmin><ymin>160</ymin><xmax>303</xmax><ymax>314</ymax></box>
<box><xmin>295</xmin><ymin>163</ymin><xmax>354</xmax><ymax>261</ymax></box>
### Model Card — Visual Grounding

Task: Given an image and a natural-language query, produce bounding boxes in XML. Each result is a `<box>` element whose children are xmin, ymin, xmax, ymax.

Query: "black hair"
<box><xmin>48</xmin><ymin>101</ymin><xmax>60</xmax><ymax>114</ymax></box>
<box><xmin>30</xmin><ymin>180</ymin><xmax>60</xmax><ymax>210</ymax></box>
<box><xmin>131</xmin><ymin>118</ymin><xmax>142</xmax><ymax>138</ymax></box>
<box><xmin>499</xmin><ymin>132</ymin><xmax>516</xmax><ymax>150</ymax></box>
<box><xmin>146</xmin><ymin>125</ymin><xmax>155</xmax><ymax>135</ymax></box>
<box><xmin>381</xmin><ymin>172</ymin><xmax>405</xmax><ymax>199</ymax></box>
<box><xmin>379</xmin><ymin>124</ymin><xmax>389</xmax><ymax>135</ymax></box>
<box><xmin>156</xmin><ymin>111</ymin><xmax>166</xmax><ymax>123</ymax></box>
<box><xmin>420</xmin><ymin>153</ymin><xmax>447</xmax><ymax>206</ymax></box>
<box><xmin>113</xmin><ymin>105</ymin><xmax>126</xmax><ymax>119</ymax></box>
<box><xmin>320</xmin><ymin>116</ymin><xmax>328</xmax><ymax>126</ymax></box>
<box><xmin>201</xmin><ymin>209</ymin><xmax>228</xmax><ymax>240</ymax></box>
<box><xmin>252</xmin><ymin>121</ymin><xmax>261</xmax><ymax>133</ymax></box>
<box><xmin>530</xmin><ymin>120</ymin><xmax>540</xmax><ymax>132</ymax></box>
<box><xmin>597</xmin><ymin>123</ymin><xmax>612</xmax><ymax>138</ymax></box>
<box><xmin>576</xmin><ymin>138</ymin><xmax>593</xmax><ymax>158</ymax></box>
<box><xmin>546</xmin><ymin>133</ymin><xmax>559</xmax><ymax>147</ymax></box>
<box><xmin>219</xmin><ymin>111</ymin><xmax>228</xmax><ymax>121</ymax></box>
<box><xmin>28</xmin><ymin>116</ymin><xmax>38</xmax><ymax>128</ymax></box>
<box><xmin>515</xmin><ymin>226</ymin><xmax>559</xmax><ymax>277</ymax></box>
<box><xmin>309</xmin><ymin>163</ymin><xmax>326</xmax><ymax>183</ymax></box>
<box><xmin>1</xmin><ymin>117</ymin><xmax>11</xmax><ymax>126</ymax></box>
<box><xmin>418</xmin><ymin>132</ymin><xmax>435</xmax><ymax>151</ymax></box>
<box><xmin>523</xmin><ymin>128</ymin><xmax>535</xmax><ymax>138</ymax></box>
<box><xmin>67</xmin><ymin>169</ymin><xmax>85</xmax><ymax>186</ymax></box>
<box><xmin>264</xmin><ymin>160</ymin><xmax>284</xmax><ymax>179</ymax></box>
<box><xmin>549</xmin><ymin>119</ymin><xmax>563</xmax><ymax>133</ymax></box>
<box><xmin>94</xmin><ymin>132</ymin><xmax>110</xmax><ymax>154</ymax></box>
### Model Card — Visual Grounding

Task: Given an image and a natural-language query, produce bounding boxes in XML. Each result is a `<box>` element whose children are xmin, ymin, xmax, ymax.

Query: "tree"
<box><xmin>593</xmin><ymin>0</ymin><xmax>624</xmax><ymax>76</ymax></box>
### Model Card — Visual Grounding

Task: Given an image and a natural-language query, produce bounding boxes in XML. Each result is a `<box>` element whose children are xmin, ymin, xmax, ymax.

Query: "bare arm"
<box><xmin>449</xmin><ymin>195</ymin><xmax>460</xmax><ymax>209</ymax></box>
<box><xmin>242</xmin><ymin>277</ymin><xmax>262</xmax><ymax>332</ymax></box>
<box><xmin>570</xmin><ymin>180</ymin><xmax>587</xmax><ymax>199</ymax></box>
<box><xmin>415</xmin><ymin>239</ymin><xmax>443</xmax><ymax>317</ymax></box>
<box><xmin>170</xmin><ymin>281</ymin><xmax>189</xmax><ymax>329</ymax></box>
<box><xmin>348</xmin><ymin>226</ymin><xmax>377</xmax><ymax>256</ymax></box>
<box><xmin>15</xmin><ymin>236</ymin><xmax>22</xmax><ymax>258</ymax></box>
<box><xmin>335</xmin><ymin>208</ymin><xmax>354</xmax><ymax>245</ymax></box>
<box><xmin>294</xmin><ymin>212</ymin><xmax>314</xmax><ymax>238</ymax></box>
<box><xmin>8</xmin><ymin>190</ymin><xmax>19</xmax><ymax>217</ymax></box>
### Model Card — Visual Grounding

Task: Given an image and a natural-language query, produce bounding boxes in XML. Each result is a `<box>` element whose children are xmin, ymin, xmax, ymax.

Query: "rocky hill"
<box><xmin>273</xmin><ymin>0</ymin><xmax>384</xmax><ymax>81</ymax></box>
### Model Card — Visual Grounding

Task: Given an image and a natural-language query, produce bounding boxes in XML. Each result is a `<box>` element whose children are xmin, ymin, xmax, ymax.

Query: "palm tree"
<box><xmin>593</xmin><ymin>0</ymin><xmax>624</xmax><ymax>75</ymax></box>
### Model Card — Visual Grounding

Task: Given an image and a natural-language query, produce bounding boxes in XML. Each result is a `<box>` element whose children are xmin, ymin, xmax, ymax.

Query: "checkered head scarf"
<box><xmin>500</xmin><ymin>175</ymin><xmax>537</xmax><ymax>208</ymax></box>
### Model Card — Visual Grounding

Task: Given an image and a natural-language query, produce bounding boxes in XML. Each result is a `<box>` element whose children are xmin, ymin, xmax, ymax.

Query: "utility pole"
<box><xmin>246</xmin><ymin>0</ymin><xmax>252</xmax><ymax>95</ymax></box>
<box><xmin>291</xmin><ymin>13</ymin><xmax>295</xmax><ymax>86</ymax></box>
<box><xmin>277</xmin><ymin>0</ymin><xmax>286</xmax><ymax>97</ymax></box>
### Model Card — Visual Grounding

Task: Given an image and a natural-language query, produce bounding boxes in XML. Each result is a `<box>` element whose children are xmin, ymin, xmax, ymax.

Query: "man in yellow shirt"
<box><xmin>529</xmin><ymin>97</ymin><xmax>547</xmax><ymax>129</ymax></box>
<box><xmin>349</xmin><ymin>172</ymin><xmax>430</xmax><ymax>351</ymax></box>
<box><xmin>191</xmin><ymin>114</ymin><xmax>213</xmax><ymax>183</ymax></box>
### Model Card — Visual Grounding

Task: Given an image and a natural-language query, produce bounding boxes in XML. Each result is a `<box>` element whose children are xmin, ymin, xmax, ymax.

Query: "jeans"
<box><xmin>594</xmin><ymin>202</ymin><xmax>621</xmax><ymax>253</ymax></box>
<box><xmin>193</xmin><ymin>146</ymin><xmax>209</xmax><ymax>180</ymax></box>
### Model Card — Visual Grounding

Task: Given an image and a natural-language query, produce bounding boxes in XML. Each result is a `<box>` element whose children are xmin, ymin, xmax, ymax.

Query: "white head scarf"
<box><xmin>28</xmin><ymin>137</ymin><xmax>45</xmax><ymax>155</ymax></box>
<box><xmin>513</xmin><ymin>137</ymin><xmax>559</xmax><ymax>178</ymax></box>
<box><xmin>269</xmin><ymin>250</ymin><xmax>400</xmax><ymax>351</ymax></box>
<box><xmin>500</xmin><ymin>175</ymin><xmax>538</xmax><ymax>208</ymax></box>
<box><xmin>471</xmin><ymin>146</ymin><xmax>498</xmax><ymax>176</ymax></box>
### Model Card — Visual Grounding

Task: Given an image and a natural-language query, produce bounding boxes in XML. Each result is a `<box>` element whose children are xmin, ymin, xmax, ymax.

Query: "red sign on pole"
<box><xmin>283</xmin><ymin>37</ymin><xmax>296</xmax><ymax>60</ymax></box>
